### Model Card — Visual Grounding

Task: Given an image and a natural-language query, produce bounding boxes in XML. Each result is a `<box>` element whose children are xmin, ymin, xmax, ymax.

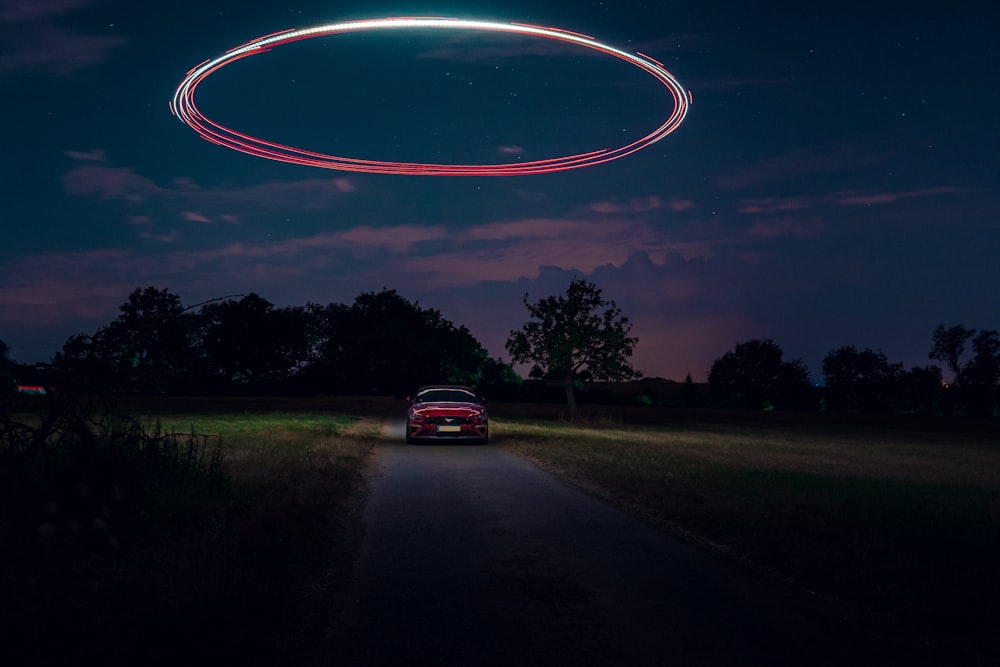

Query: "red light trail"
<box><xmin>171</xmin><ymin>17</ymin><xmax>691</xmax><ymax>176</ymax></box>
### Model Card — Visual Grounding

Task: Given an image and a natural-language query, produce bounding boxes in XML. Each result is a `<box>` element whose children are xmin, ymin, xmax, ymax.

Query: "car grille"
<box><xmin>424</xmin><ymin>416</ymin><xmax>473</xmax><ymax>425</ymax></box>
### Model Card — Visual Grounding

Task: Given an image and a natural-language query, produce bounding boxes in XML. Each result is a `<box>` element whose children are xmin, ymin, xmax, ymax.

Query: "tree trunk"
<box><xmin>564</xmin><ymin>375</ymin><xmax>578</xmax><ymax>421</ymax></box>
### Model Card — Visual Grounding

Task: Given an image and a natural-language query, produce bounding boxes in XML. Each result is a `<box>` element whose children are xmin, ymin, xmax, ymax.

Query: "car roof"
<box><xmin>416</xmin><ymin>384</ymin><xmax>476</xmax><ymax>392</ymax></box>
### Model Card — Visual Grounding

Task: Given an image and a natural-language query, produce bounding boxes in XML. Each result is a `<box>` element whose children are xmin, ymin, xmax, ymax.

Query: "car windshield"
<box><xmin>415</xmin><ymin>389</ymin><xmax>478</xmax><ymax>404</ymax></box>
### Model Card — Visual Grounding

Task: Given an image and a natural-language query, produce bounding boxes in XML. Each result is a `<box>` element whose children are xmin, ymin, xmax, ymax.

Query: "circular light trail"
<box><xmin>171</xmin><ymin>17</ymin><xmax>692</xmax><ymax>176</ymax></box>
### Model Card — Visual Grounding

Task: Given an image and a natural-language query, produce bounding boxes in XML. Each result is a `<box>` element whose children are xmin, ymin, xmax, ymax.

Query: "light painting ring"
<box><xmin>171</xmin><ymin>17</ymin><xmax>692</xmax><ymax>176</ymax></box>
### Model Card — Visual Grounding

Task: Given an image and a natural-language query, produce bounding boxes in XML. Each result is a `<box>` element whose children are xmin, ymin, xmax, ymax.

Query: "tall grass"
<box><xmin>1</xmin><ymin>396</ymin><xmax>378</xmax><ymax>667</ymax></box>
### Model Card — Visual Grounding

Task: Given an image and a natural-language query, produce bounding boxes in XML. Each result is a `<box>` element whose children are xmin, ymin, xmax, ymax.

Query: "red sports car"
<box><xmin>405</xmin><ymin>385</ymin><xmax>489</xmax><ymax>444</ymax></box>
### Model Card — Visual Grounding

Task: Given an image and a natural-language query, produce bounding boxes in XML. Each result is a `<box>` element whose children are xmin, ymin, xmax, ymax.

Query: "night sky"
<box><xmin>2</xmin><ymin>0</ymin><xmax>997</xmax><ymax>382</ymax></box>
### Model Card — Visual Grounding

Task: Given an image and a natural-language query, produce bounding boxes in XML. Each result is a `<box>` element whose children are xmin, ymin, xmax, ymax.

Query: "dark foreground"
<box><xmin>315</xmin><ymin>434</ymin><xmax>939</xmax><ymax>667</ymax></box>
<box><xmin>5</xmin><ymin>396</ymin><xmax>997</xmax><ymax>666</ymax></box>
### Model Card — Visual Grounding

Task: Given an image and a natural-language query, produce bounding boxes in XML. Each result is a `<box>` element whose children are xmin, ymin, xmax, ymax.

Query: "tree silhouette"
<box><xmin>897</xmin><ymin>365</ymin><xmax>943</xmax><ymax>416</ymax></box>
<box><xmin>198</xmin><ymin>294</ymin><xmax>307</xmax><ymax>390</ymax></box>
<box><xmin>43</xmin><ymin>285</ymin><xmax>513</xmax><ymax>397</ymax></box>
<box><xmin>929</xmin><ymin>324</ymin><xmax>975</xmax><ymax>384</ymax></box>
<box><xmin>0</xmin><ymin>339</ymin><xmax>14</xmax><ymax>394</ymax></box>
<box><xmin>304</xmin><ymin>289</ymin><xmax>496</xmax><ymax>396</ymax></box>
<box><xmin>677</xmin><ymin>372</ymin><xmax>702</xmax><ymax>407</ymax></box>
<box><xmin>928</xmin><ymin>324</ymin><xmax>1000</xmax><ymax>416</ymax></box>
<box><xmin>822</xmin><ymin>346</ymin><xmax>904</xmax><ymax>413</ymax></box>
<box><xmin>506</xmin><ymin>279</ymin><xmax>639</xmax><ymax>419</ymax></box>
<box><xmin>708</xmin><ymin>339</ymin><xmax>811</xmax><ymax>410</ymax></box>
<box><xmin>55</xmin><ymin>287</ymin><xmax>196</xmax><ymax>394</ymax></box>
<box><xmin>963</xmin><ymin>329</ymin><xmax>1000</xmax><ymax>417</ymax></box>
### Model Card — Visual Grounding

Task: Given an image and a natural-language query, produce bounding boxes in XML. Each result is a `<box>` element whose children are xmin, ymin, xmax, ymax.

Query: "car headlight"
<box><xmin>409</xmin><ymin>411</ymin><xmax>424</xmax><ymax>422</ymax></box>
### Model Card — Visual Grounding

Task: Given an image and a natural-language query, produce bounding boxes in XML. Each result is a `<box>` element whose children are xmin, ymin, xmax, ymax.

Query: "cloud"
<box><xmin>719</xmin><ymin>146</ymin><xmax>885</xmax><ymax>191</ymax></box>
<box><xmin>2</xmin><ymin>197</ymin><xmax>969</xmax><ymax>380</ymax></box>
<box><xmin>738</xmin><ymin>186</ymin><xmax>966</xmax><ymax>214</ymax></box>
<box><xmin>829</xmin><ymin>186</ymin><xmax>966</xmax><ymax>206</ymax></box>
<box><xmin>0</xmin><ymin>247</ymin><xmax>138</xmax><ymax>327</ymax></box>
<box><xmin>746</xmin><ymin>217</ymin><xmax>825</xmax><ymax>239</ymax></box>
<box><xmin>0</xmin><ymin>0</ymin><xmax>126</xmax><ymax>78</ymax></box>
<box><xmin>170</xmin><ymin>177</ymin><xmax>203</xmax><ymax>192</ymax></box>
<box><xmin>738</xmin><ymin>199</ymin><xmax>807</xmax><ymax>215</ymax></box>
<box><xmin>331</xmin><ymin>178</ymin><xmax>357</xmax><ymax>193</ymax></box>
<box><xmin>0</xmin><ymin>202</ymin><xmax>709</xmax><ymax>332</ymax></box>
<box><xmin>396</xmin><ymin>216</ymin><xmax>705</xmax><ymax>286</ymax></box>
<box><xmin>587</xmin><ymin>195</ymin><xmax>666</xmax><ymax>214</ymax></box>
<box><xmin>418</xmin><ymin>251</ymin><xmax>770</xmax><ymax>382</ymax></box>
<box><xmin>155</xmin><ymin>224</ymin><xmax>450</xmax><ymax>273</ymax></box>
<box><xmin>64</xmin><ymin>161</ymin><xmax>360</xmax><ymax>209</ymax></box>
<box><xmin>0</xmin><ymin>0</ymin><xmax>92</xmax><ymax>23</ymax></box>
<box><xmin>61</xmin><ymin>159</ymin><xmax>360</xmax><ymax>233</ymax></box>
<box><xmin>181</xmin><ymin>211</ymin><xmax>213</xmax><ymax>224</ymax></box>
<box><xmin>63</xmin><ymin>164</ymin><xmax>161</xmax><ymax>202</ymax></box>
<box><xmin>64</xmin><ymin>148</ymin><xmax>107</xmax><ymax>162</ymax></box>
<box><xmin>140</xmin><ymin>230</ymin><xmax>182</xmax><ymax>243</ymax></box>
<box><xmin>497</xmin><ymin>145</ymin><xmax>524</xmax><ymax>155</ymax></box>
<box><xmin>464</xmin><ymin>217</ymin><xmax>586</xmax><ymax>241</ymax></box>
<box><xmin>335</xmin><ymin>224</ymin><xmax>446</xmax><ymax>250</ymax></box>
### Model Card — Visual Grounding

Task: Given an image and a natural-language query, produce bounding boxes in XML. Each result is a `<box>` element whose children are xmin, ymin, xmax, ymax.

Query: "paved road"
<box><xmin>325</xmin><ymin>434</ymin><xmax>912</xmax><ymax>667</ymax></box>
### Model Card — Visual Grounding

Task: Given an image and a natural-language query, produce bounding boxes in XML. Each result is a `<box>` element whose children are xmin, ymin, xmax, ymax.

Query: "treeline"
<box><xmin>702</xmin><ymin>327</ymin><xmax>999</xmax><ymax>417</ymax></box>
<box><xmin>4</xmin><ymin>286</ymin><xmax>520</xmax><ymax>398</ymax></box>
<box><xmin>2</xmin><ymin>285</ymin><xmax>998</xmax><ymax>417</ymax></box>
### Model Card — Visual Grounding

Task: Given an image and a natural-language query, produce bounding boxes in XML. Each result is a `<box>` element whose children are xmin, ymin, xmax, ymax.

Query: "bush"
<box><xmin>1</xmin><ymin>389</ymin><xmax>228</xmax><ymax>653</ymax></box>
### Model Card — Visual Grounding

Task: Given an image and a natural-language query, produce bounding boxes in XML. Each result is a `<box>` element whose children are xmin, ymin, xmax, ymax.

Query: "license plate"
<box><xmin>437</xmin><ymin>425</ymin><xmax>462</xmax><ymax>433</ymax></box>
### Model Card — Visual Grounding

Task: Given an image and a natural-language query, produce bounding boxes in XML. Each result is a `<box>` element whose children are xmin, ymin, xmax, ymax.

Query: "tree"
<box><xmin>822</xmin><ymin>346</ymin><xmax>904</xmax><ymax>413</ymax></box>
<box><xmin>962</xmin><ymin>330</ymin><xmax>1000</xmax><ymax>385</ymax></box>
<box><xmin>928</xmin><ymin>324</ymin><xmax>999</xmax><ymax>416</ymax></box>
<box><xmin>478</xmin><ymin>356</ymin><xmax>524</xmax><ymax>400</ymax></box>
<box><xmin>929</xmin><ymin>324</ymin><xmax>975</xmax><ymax>384</ymax></box>
<box><xmin>198</xmin><ymin>294</ymin><xmax>308</xmax><ymax>390</ymax></box>
<box><xmin>506</xmin><ymin>279</ymin><xmax>639</xmax><ymax>419</ymax></box>
<box><xmin>961</xmin><ymin>329</ymin><xmax>1000</xmax><ymax>417</ymax></box>
<box><xmin>708</xmin><ymin>339</ymin><xmax>811</xmax><ymax>410</ymax></box>
<box><xmin>897</xmin><ymin>365</ymin><xmax>943</xmax><ymax>416</ymax></box>
<box><xmin>0</xmin><ymin>339</ymin><xmax>14</xmax><ymax>395</ymax></box>
<box><xmin>678</xmin><ymin>372</ymin><xmax>703</xmax><ymax>407</ymax></box>
<box><xmin>302</xmin><ymin>289</ymin><xmax>496</xmax><ymax>396</ymax></box>
<box><xmin>54</xmin><ymin>287</ymin><xmax>197</xmax><ymax>394</ymax></box>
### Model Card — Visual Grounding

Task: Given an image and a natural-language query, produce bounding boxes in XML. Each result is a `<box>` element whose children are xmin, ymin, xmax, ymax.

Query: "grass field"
<box><xmin>5</xmin><ymin>396</ymin><xmax>998</xmax><ymax>665</ymax></box>
<box><xmin>3</xmin><ymin>396</ymin><xmax>384</xmax><ymax>667</ymax></box>
<box><xmin>487</xmin><ymin>402</ymin><xmax>1000</xmax><ymax>665</ymax></box>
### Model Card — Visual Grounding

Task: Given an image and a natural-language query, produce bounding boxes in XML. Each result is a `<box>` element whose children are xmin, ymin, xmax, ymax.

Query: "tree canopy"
<box><xmin>301</xmin><ymin>288</ymin><xmax>499</xmax><ymax>396</ymax></box>
<box><xmin>929</xmin><ymin>324</ymin><xmax>976</xmax><ymax>384</ymax></box>
<box><xmin>505</xmin><ymin>279</ymin><xmax>639</xmax><ymax>418</ymax></box>
<box><xmin>930</xmin><ymin>324</ymin><xmax>1000</xmax><ymax>416</ymax></box>
<box><xmin>7</xmin><ymin>285</ymin><xmax>998</xmax><ymax>418</ymax></box>
<box><xmin>822</xmin><ymin>346</ymin><xmax>904</xmax><ymax>413</ymax></box>
<box><xmin>708</xmin><ymin>339</ymin><xmax>812</xmax><ymax>410</ymax></box>
<box><xmin>198</xmin><ymin>293</ymin><xmax>308</xmax><ymax>390</ymax></box>
<box><xmin>49</xmin><ymin>286</ymin><xmax>512</xmax><ymax>397</ymax></box>
<box><xmin>0</xmin><ymin>339</ymin><xmax>14</xmax><ymax>395</ymax></box>
<box><xmin>55</xmin><ymin>286</ymin><xmax>196</xmax><ymax>394</ymax></box>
